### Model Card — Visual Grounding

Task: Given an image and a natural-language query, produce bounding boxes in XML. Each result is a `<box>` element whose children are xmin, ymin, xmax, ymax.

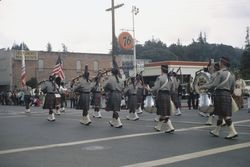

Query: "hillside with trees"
<box><xmin>134</xmin><ymin>33</ymin><xmax>243</xmax><ymax>69</ymax></box>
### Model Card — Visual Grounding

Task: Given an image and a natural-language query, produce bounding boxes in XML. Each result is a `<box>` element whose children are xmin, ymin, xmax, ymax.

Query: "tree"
<box><xmin>11</xmin><ymin>42</ymin><xmax>29</xmax><ymax>50</ymax></box>
<box><xmin>240</xmin><ymin>27</ymin><xmax>250</xmax><ymax>79</ymax></box>
<box><xmin>47</xmin><ymin>42</ymin><xmax>52</xmax><ymax>52</ymax></box>
<box><xmin>245</xmin><ymin>26</ymin><xmax>250</xmax><ymax>49</ymax></box>
<box><xmin>62</xmin><ymin>43</ymin><xmax>68</xmax><ymax>52</ymax></box>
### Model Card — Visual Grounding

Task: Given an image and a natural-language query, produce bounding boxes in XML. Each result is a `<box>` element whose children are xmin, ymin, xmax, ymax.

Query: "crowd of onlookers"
<box><xmin>0</xmin><ymin>88</ymin><xmax>79</xmax><ymax>109</ymax></box>
<box><xmin>0</xmin><ymin>89</ymin><xmax>42</xmax><ymax>107</ymax></box>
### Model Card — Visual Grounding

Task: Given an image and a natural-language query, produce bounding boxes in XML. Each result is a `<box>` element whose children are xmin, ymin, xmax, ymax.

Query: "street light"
<box><xmin>132</xmin><ymin>6</ymin><xmax>139</xmax><ymax>76</ymax></box>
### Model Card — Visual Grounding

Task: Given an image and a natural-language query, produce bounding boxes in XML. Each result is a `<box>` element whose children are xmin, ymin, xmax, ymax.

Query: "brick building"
<box><xmin>0</xmin><ymin>49</ymin><xmax>122</xmax><ymax>90</ymax></box>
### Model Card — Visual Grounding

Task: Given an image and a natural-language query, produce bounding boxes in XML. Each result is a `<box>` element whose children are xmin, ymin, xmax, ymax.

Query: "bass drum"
<box><xmin>194</xmin><ymin>72</ymin><xmax>211</xmax><ymax>94</ymax></box>
<box><xmin>144</xmin><ymin>95</ymin><xmax>157</xmax><ymax>113</ymax></box>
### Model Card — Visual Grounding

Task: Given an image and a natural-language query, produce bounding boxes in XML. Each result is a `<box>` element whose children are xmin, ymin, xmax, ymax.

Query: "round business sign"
<box><xmin>118</xmin><ymin>32</ymin><xmax>134</xmax><ymax>50</ymax></box>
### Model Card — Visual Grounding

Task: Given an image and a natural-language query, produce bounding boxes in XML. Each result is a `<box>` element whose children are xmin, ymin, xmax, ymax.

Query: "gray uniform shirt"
<box><xmin>103</xmin><ymin>75</ymin><xmax>123</xmax><ymax>92</ymax></box>
<box><xmin>202</xmin><ymin>68</ymin><xmax>235</xmax><ymax>91</ymax></box>
<box><xmin>124</xmin><ymin>84</ymin><xmax>138</xmax><ymax>95</ymax></box>
<box><xmin>41</xmin><ymin>81</ymin><xmax>56</xmax><ymax>94</ymax></box>
<box><xmin>151</xmin><ymin>73</ymin><xmax>172</xmax><ymax>94</ymax></box>
<box><xmin>73</xmin><ymin>78</ymin><xmax>92</xmax><ymax>93</ymax></box>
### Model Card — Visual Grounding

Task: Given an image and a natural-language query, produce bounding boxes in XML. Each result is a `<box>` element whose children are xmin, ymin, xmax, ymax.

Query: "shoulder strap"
<box><xmin>215</xmin><ymin>71</ymin><xmax>230</xmax><ymax>90</ymax></box>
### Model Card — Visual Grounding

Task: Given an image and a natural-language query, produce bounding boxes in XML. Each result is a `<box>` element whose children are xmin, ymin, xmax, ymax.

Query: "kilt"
<box><xmin>76</xmin><ymin>92</ymin><xmax>90</xmax><ymax>110</ymax></box>
<box><xmin>106</xmin><ymin>91</ymin><xmax>121</xmax><ymax>111</ymax></box>
<box><xmin>128</xmin><ymin>94</ymin><xmax>137</xmax><ymax>111</ymax></box>
<box><xmin>43</xmin><ymin>93</ymin><xmax>56</xmax><ymax>109</ymax></box>
<box><xmin>214</xmin><ymin>90</ymin><xmax>232</xmax><ymax>117</ymax></box>
<box><xmin>137</xmin><ymin>88</ymin><xmax>144</xmax><ymax>104</ymax></box>
<box><xmin>92</xmin><ymin>92</ymin><xmax>101</xmax><ymax>107</ymax></box>
<box><xmin>156</xmin><ymin>91</ymin><xmax>171</xmax><ymax>116</ymax></box>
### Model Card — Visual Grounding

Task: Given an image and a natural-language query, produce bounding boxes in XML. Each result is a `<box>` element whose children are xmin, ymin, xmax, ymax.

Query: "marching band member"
<box><xmin>200</xmin><ymin>56</ymin><xmax>238</xmax><ymax>139</ymax></box>
<box><xmin>73</xmin><ymin>65</ymin><xmax>93</xmax><ymax>125</ymax></box>
<box><xmin>103</xmin><ymin>67</ymin><xmax>124</xmax><ymax>128</ymax></box>
<box><xmin>91</xmin><ymin>73</ymin><xmax>103</xmax><ymax>118</ymax></box>
<box><xmin>22</xmin><ymin>82</ymin><xmax>32</xmax><ymax>113</ymax></box>
<box><xmin>59</xmin><ymin>81</ymin><xmax>67</xmax><ymax>112</ymax></box>
<box><xmin>41</xmin><ymin>75</ymin><xmax>57</xmax><ymax>121</ymax></box>
<box><xmin>124</xmin><ymin>77</ymin><xmax>139</xmax><ymax>121</ymax></box>
<box><xmin>170</xmin><ymin>72</ymin><xmax>182</xmax><ymax>116</ymax></box>
<box><xmin>136</xmin><ymin>74</ymin><xmax>144</xmax><ymax>114</ymax></box>
<box><xmin>150</xmin><ymin>64</ymin><xmax>175</xmax><ymax>133</ymax></box>
<box><xmin>205</xmin><ymin>62</ymin><xmax>220</xmax><ymax>125</ymax></box>
<box><xmin>54</xmin><ymin>77</ymin><xmax>62</xmax><ymax>115</ymax></box>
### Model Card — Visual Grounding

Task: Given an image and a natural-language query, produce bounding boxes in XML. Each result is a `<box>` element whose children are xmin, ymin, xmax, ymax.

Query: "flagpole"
<box><xmin>21</xmin><ymin>43</ymin><xmax>26</xmax><ymax>88</ymax></box>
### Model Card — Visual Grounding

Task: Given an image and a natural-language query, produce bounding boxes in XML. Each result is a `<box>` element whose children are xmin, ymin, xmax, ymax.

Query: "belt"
<box><xmin>216</xmin><ymin>89</ymin><xmax>230</xmax><ymax>92</ymax></box>
<box><xmin>158</xmin><ymin>90</ymin><xmax>170</xmax><ymax>94</ymax></box>
<box><xmin>80</xmin><ymin>92</ymin><xmax>90</xmax><ymax>94</ymax></box>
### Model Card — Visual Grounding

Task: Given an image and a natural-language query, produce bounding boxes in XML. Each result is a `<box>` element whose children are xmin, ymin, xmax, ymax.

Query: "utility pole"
<box><xmin>132</xmin><ymin>6</ymin><xmax>139</xmax><ymax>75</ymax></box>
<box><xmin>106</xmin><ymin>0</ymin><xmax>124</xmax><ymax>66</ymax></box>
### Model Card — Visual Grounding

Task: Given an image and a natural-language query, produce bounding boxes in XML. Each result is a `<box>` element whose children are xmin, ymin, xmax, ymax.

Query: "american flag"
<box><xmin>20</xmin><ymin>50</ymin><xmax>26</xmax><ymax>87</ymax></box>
<box><xmin>52</xmin><ymin>56</ymin><xmax>65</xmax><ymax>80</ymax></box>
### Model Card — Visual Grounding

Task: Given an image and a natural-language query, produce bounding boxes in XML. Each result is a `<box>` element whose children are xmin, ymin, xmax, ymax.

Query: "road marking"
<box><xmin>0</xmin><ymin>119</ymin><xmax>249</xmax><ymax>155</ymax></box>
<box><xmin>0</xmin><ymin>125</ymin><xmax>209</xmax><ymax>155</ymax></box>
<box><xmin>122</xmin><ymin>142</ymin><xmax>250</xmax><ymax>167</ymax></box>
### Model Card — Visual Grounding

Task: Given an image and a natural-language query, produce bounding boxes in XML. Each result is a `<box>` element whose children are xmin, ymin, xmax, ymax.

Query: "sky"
<box><xmin>0</xmin><ymin>0</ymin><xmax>250</xmax><ymax>53</ymax></box>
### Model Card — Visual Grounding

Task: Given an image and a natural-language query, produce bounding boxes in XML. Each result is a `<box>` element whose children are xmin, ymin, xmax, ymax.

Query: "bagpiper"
<box><xmin>124</xmin><ymin>77</ymin><xmax>139</xmax><ymax>121</ymax></box>
<box><xmin>103</xmin><ymin>67</ymin><xmax>124</xmax><ymax>128</ymax></box>
<box><xmin>73</xmin><ymin>65</ymin><xmax>93</xmax><ymax>125</ymax></box>
<box><xmin>200</xmin><ymin>56</ymin><xmax>238</xmax><ymax>139</ymax></box>
<box><xmin>41</xmin><ymin>75</ymin><xmax>57</xmax><ymax>121</ymax></box>
<box><xmin>150</xmin><ymin>64</ymin><xmax>175</xmax><ymax>133</ymax></box>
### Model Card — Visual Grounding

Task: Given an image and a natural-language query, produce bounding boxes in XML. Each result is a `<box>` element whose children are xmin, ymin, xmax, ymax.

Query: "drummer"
<box><xmin>200</xmin><ymin>56</ymin><xmax>238</xmax><ymax>139</ymax></box>
<box><xmin>150</xmin><ymin>64</ymin><xmax>175</xmax><ymax>133</ymax></box>
<box><xmin>205</xmin><ymin>62</ymin><xmax>220</xmax><ymax>125</ymax></box>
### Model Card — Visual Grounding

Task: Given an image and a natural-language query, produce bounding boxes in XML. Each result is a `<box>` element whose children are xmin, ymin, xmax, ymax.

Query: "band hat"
<box><xmin>83</xmin><ymin>65</ymin><xmax>89</xmax><ymax>78</ymax></box>
<box><xmin>220</xmin><ymin>56</ymin><xmax>230</xmax><ymax>67</ymax></box>
<box><xmin>214</xmin><ymin>62</ymin><xmax>220</xmax><ymax>70</ymax></box>
<box><xmin>161</xmin><ymin>64</ymin><xmax>168</xmax><ymax>71</ymax></box>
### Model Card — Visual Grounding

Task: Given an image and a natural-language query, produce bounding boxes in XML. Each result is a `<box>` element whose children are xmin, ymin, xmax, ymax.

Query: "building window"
<box><xmin>76</xmin><ymin>60</ymin><xmax>81</xmax><ymax>72</ymax></box>
<box><xmin>93</xmin><ymin>61</ymin><xmax>99</xmax><ymax>72</ymax></box>
<box><xmin>38</xmin><ymin>59</ymin><xmax>44</xmax><ymax>71</ymax></box>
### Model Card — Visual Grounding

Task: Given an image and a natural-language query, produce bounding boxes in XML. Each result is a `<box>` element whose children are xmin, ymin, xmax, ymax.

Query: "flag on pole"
<box><xmin>20</xmin><ymin>48</ymin><xmax>26</xmax><ymax>87</ymax></box>
<box><xmin>52</xmin><ymin>56</ymin><xmax>65</xmax><ymax>80</ymax></box>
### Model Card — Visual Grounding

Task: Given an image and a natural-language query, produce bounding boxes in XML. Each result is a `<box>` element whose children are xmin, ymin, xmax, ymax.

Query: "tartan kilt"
<box><xmin>92</xmin><ymin>92</ymin><xmax>101</xmax><ymax>107</ymax></box>
<box><xmin>214</xmin><ymin>90</ymin><xmax>232</xmax><ymax>117</ymax></box>
<box><xmin>105</xmin><ymin>91</ymin><xmax>121</xmax><ymax>111</ymax></box>
<box><xmin>43</xmin><ymin>94</ymin><xmax>56</xmax><ymax>109</ymax></box>
<box><xmin>137</xmin><ymin>88</ymin><xmax>144</xmax><ymax>104</ymax></box>
<box><xmin>76</xmin><ymin>93</ymin><xmax>90</xmax><ymax>110</ymax></box>
<box><xmin>156</xmin><ymin>91</ymin><xmax>171</xmax><ymax>116</ymax></box>
<box><xmin>128</xmin><ymin>95</ymin><xmax>137</xmax><ymax>111</ymax></box>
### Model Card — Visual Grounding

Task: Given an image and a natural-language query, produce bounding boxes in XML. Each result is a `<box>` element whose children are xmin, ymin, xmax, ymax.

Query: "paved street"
<box><xmin>0</xmin><ymin>104</ymin><xmax>250</xmax><ymax>167</ymax></box>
